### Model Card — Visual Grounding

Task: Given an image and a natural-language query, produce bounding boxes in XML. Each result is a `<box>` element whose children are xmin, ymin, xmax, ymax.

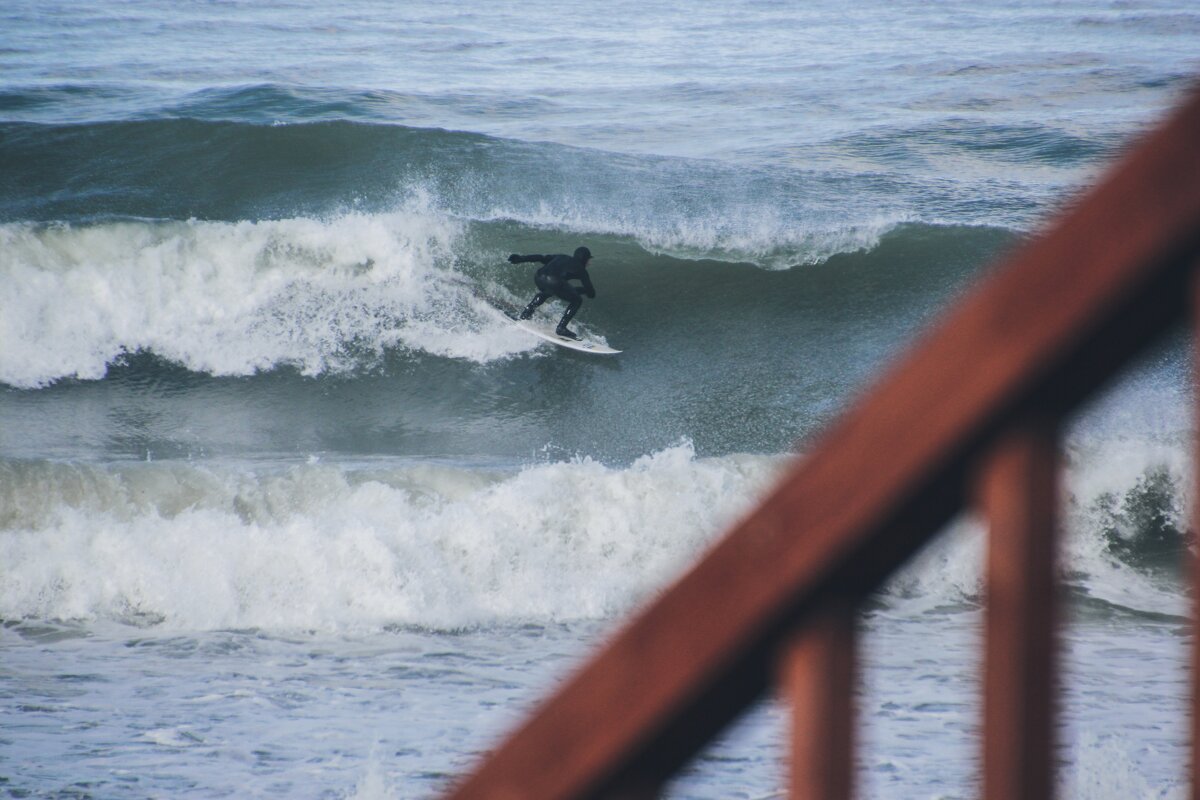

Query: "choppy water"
<box><xmin>3</xmin><ymin>1</ymin><xmax>1199</xmax><ymax>797</ymax></box>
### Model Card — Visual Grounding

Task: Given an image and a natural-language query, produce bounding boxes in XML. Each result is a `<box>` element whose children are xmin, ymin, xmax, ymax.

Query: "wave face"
<box><xmin>0</xmin><ymin>212</ymin><xmax>1002</xmax><ymax>383</ymax></box>
<box><xmin>0</xmin><ymin>215</ymin><xmax>1018</xmax><ymax>463</ymax></box>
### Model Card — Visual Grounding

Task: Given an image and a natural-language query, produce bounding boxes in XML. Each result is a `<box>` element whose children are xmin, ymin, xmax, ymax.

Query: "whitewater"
<box><xmin>3</xmin><ymin>1</ymin><xmax>1200</xmax><ymax>797</ymax></box>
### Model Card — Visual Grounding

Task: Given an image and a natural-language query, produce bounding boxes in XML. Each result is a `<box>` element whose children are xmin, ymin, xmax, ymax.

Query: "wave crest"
<box><xmin>0</xmin><ymin>204</ymin><xmax>546</xmax><ymax>388</ymax></box>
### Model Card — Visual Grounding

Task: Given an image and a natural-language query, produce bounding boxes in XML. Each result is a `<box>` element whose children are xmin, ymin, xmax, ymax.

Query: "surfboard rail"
<box><xmin>502</xmin><ymin>309</ymin><xmax>621</xmax><ymax>355</ymax></box>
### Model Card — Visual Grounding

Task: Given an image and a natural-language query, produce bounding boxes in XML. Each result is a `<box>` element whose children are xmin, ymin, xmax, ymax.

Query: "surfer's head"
<box><xmin>574</xmin><ymin>246</ymin><xmax>592</xmax><ymax>265</ymax></box>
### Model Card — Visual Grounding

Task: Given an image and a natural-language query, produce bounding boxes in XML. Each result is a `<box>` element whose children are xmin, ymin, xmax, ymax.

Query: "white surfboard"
<box><xmin>504</xmin><ymin>311</ymin><xmax>621</xmax><ymax>355</ymax></box>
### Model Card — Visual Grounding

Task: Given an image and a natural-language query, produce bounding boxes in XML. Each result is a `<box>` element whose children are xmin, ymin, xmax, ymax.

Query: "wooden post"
<box><xmin>977</xmin><ymin>422</ymin><xmax>1060</xmax><ymax>800</ymax></box>
<box><xmin>781</xmin><ymin>602</ymin><xmax>857</xmax><ymax>800</ymax></box>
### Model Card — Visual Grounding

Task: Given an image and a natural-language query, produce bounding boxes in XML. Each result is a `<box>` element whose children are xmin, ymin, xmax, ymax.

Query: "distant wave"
<box><xmin>0</xmin><ymin>112</ymin><xmax>1050</xmax><ymax>238</ymax></box>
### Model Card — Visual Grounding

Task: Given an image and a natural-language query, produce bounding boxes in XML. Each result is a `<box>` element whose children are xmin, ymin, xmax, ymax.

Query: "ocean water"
<box><xmin>2</xmin><ymin>1</ymin><xmax>1199</xmax><ymax>797</ymax></box>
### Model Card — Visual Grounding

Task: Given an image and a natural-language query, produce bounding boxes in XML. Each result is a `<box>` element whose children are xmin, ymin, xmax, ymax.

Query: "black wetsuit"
<box><xmin>509</xmin><ymin>247</ymin><xmax>595</xmax><ymax>335</ymax></box>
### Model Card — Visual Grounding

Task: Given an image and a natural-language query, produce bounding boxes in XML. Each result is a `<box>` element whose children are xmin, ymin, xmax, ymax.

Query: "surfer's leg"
<box><xmin>522</xmin><ymin>272</ymin><xmax>561</xmax><ymax>319</ymax></box>
<box><xmin>519</xmin><ymin>292</ymin><xmax>548</xmax><ymax>319</ymax></box>
<box><xmin>555</xmin><ymin>289</ymin><xmax>583</xmax><ymax>339</ymax></box>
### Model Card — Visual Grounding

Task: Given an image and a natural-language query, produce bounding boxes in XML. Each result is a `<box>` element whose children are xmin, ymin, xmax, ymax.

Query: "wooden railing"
<box><xmin>444</xmin><ymin>84</ymin><xmax>1200</xmax><ymax>800</ymax></box>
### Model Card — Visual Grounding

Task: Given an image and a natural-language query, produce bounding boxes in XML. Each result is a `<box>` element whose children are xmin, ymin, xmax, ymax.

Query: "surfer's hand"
<box><xmin>508</xmin><ymin>254</ymin><xmax>522</xmax><ymax>264</ymax></box>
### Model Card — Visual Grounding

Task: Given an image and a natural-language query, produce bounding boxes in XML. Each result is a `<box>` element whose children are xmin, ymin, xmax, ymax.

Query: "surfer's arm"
<box><xmin>578</xmin><ymin>271</ymin><xmax>596</xmax><ymax>298</ymax></box>
<box><xmin>507</xmin><ymin>254</ymin><xmax>551</xmax><ymax>265</ymax></box>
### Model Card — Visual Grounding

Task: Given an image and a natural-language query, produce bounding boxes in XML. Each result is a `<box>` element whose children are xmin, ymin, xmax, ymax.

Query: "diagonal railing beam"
<box><xmin>445</xmin><ymin>85</ymin><xmax>1200</xmax><ymax>800</ymax></box>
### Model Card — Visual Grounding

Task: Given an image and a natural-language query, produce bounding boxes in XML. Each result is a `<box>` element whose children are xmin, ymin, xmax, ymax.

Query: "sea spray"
<box><xmin>0</xmin><ymin>207</ymin><xmax>542</xmax><ymax>388</ymax></box>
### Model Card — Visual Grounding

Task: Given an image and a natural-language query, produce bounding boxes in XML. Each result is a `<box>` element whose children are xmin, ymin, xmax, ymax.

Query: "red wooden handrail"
<box><xmin>444</xmin><ymin>84</ymin><xmax>1200</xmax><ymax>800</ymax></box>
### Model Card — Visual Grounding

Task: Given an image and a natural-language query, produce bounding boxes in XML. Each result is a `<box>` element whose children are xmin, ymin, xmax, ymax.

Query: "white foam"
<box><xmin>1063</xmin><ymin>732</ymin><xmax>1185</xmax><ymax>800</ymax></box>
<box><xmin>0</xmin><ymin>202</ymin><xmax>533</xmax><ymax>389</ymax></box>
<box><xmin>143</xmin><ymin>727</ymin><xmax>205</xmax><ymax>749</ymax></box>
<box><xmin>346</xmin><ymin>751</ymin><xmax>399</xmax><ymax>800</ymax></box>
<box><xmin>2</xmin><ymin>435</ymin><xmax>1190</xmax><ymax>632</ymax></box>
<box><xmin>1061</xmin><ymin>437</ymin><xmax>1190</xmax><ymax>616</ymax></box>
<box><xmin>0</xmin><ymin>444</ymin><xmax>782</xmax><ymax>632</ymax></box>
<box><xmin>878</xmin><ymin>436</ymin><xmax>1190</xmax><ymax>618</ymax></box>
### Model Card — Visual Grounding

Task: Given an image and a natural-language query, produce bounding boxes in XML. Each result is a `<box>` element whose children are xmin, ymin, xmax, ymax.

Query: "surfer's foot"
<box><xmin>518</xmin><ymin>307</ymin><xmax>534</xmax><ymax>320</ymax></box>
<box><xmin>555</xmin><ymin>326</ymin><xmax>580</xmax><ymax>340</ymax></box>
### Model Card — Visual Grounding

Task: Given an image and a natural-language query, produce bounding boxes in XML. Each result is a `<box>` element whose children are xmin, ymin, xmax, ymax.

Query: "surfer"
<box><xmin>508</xmin><ymin>247</ymin><xmax>595</xmax><ymax>340</ymax></box>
